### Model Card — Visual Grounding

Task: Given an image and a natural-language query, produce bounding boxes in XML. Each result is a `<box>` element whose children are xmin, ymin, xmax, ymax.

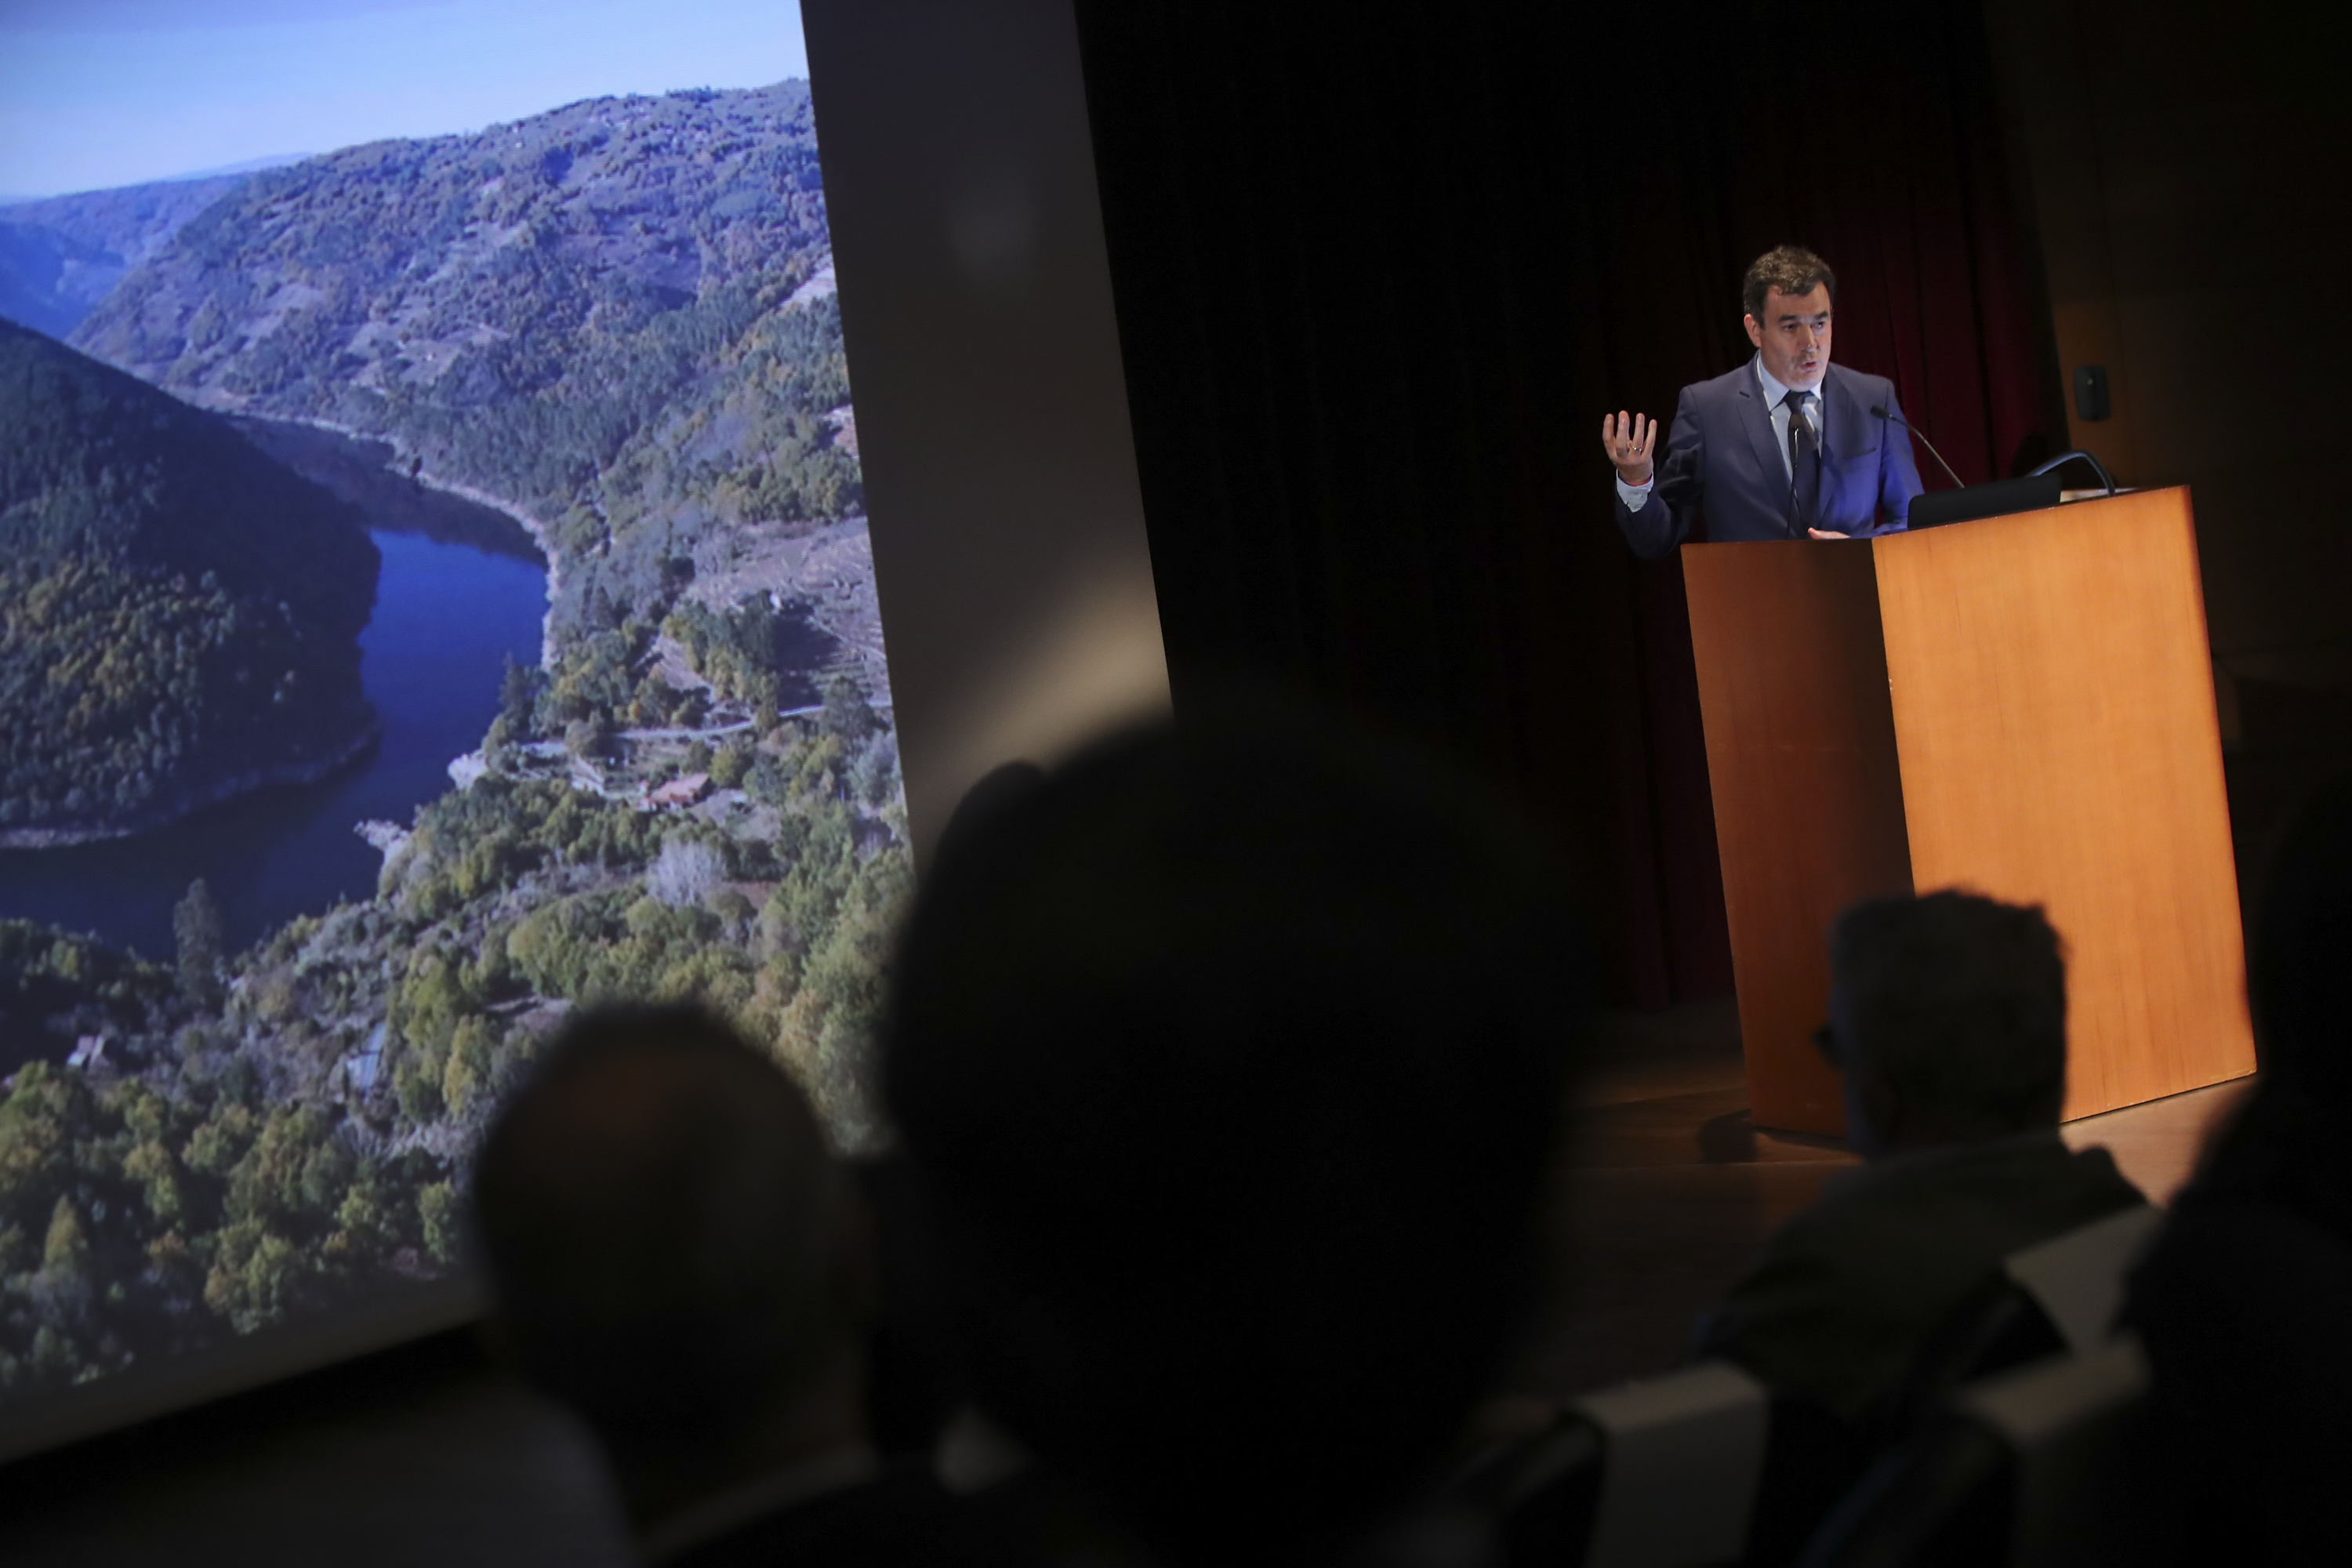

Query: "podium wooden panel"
<box><xmin>1682</xmin><ymin>488</ymin><xmax>2255</xmax><ymax>1136</ymax></box>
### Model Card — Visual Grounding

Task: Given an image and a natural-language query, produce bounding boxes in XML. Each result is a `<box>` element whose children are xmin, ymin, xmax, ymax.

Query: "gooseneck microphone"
<box><xmin>1870</xmin><ymin>404</ymin><xmax>1966</xmax><ymax>490</ymax></box>
<box><xmin>2027</xmin><ymin>448</ymin><xmax>2119</xmax><ymax>495</ymax></box>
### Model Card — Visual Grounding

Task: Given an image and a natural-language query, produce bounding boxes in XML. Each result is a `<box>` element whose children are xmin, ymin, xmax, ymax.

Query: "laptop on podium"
<box><xmin>1905</xmin><ymin>470</ymin><xmax>2067</xmax><ymax>531</ymax></box>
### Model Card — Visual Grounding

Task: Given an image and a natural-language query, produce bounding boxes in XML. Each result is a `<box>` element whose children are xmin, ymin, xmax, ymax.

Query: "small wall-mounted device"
<box><xmin>2074</xmin><ymin>365</ymin><xmax>2111</xmax><ymax>422</ymax></box>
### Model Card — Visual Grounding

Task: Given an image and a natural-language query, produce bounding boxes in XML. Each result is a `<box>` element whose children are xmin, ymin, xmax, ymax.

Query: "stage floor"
<box><xmin>1514</xmin><ymin>995</ymin><xmax>2254</xmax><ymax>1398</ymax></box>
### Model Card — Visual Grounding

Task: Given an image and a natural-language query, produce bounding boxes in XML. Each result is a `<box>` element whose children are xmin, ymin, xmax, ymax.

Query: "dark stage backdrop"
<box><xmin>1073</xmin><ymin>0</ymin><xmax>2056</xmax><ymax>1005</ymax></box>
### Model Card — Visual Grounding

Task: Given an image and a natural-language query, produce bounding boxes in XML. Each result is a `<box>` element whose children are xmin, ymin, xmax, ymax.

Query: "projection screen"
<box><xmin>0</xmin><ymin>0</ymin><xmax>1164</xmax><ymax>1459</ymax></box>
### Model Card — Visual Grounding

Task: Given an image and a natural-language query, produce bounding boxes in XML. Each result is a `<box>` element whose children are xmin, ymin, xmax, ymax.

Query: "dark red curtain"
<box><xmin>1075</xmin><ymin>0</ymin><xmax>2058</xmax><ymax>1005</ymax></box>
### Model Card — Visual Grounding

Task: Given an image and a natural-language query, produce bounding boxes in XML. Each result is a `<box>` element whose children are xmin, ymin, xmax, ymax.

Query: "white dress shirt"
<box><xmin>1613</xmin><ymin>356</ymin><xmax>1826</xmax><ymax>513</ymax></box>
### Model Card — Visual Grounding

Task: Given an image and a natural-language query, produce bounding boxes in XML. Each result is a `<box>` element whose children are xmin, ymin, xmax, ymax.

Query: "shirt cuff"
<box><xmin>1615</xmin><ymin>475</ymin><xmax>1656</xmax><ymax>511</ymax></box>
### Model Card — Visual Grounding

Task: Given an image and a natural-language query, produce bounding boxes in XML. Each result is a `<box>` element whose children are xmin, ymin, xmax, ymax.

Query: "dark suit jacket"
<box><xmin>1693</xmin><ymin>1134</ymin><xmax>2147</xmax><ymax>1419</ymax></box>
<box><xmin>1615</xmin><ymin>358</ymin><xmax>1925</xmax><ymax>558</ymax></box>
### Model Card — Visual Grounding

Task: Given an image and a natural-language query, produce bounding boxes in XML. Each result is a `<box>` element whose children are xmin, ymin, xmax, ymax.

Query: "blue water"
<box><xmin>0</xmin><ymin>529</ymin><xmax>546</xmax><ymax>963</ymax></box>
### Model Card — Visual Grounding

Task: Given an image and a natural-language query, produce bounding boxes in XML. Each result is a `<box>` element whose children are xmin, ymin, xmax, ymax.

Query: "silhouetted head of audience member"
<box><xmin>883</xmin><ymin>704</ymin><xmax>1588</xmax><ymax>1565</ymax></box>
<box><xmin>1821</xmin><ymin>891</ymin><xmax>2067</xmax><ymax>1160</ymax></box>
<box><xmin>2249</xmin><ymin>775</ymin><xmax>2352</xmax><ymax>1107</ymax></box>
<box><xmin>931</xmin><ymin>758</ymin><xmax>1048</xmax><ymax>874</ymax></box>
<box><xmin>472</xmin><ymin>1003</ymin><xmax>872</xmax><ymax>1529</ymax></box>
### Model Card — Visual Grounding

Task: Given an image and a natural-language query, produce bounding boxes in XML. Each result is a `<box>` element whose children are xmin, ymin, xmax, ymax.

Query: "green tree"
<box><xmin>326</xmin><ymin>1163</ymin><xmax>404</xmax><ymax>1265</ymax></box>
<box><xmin>710</xmin><ymin>737</ymin><xmax>754</xmax><ymax>789</ymax></box>
<box><xmin>123</xmin><ymin>1138</ymin><xmax>188</xmax><ymax>1227</ymax></box>
<box><xmin>174</xmin><ymin>878</ymin><xmax>226</xmax><ymax>1004</ymax></box>
<box><xmin>498</xmin><ymin>653</ymin><xmax>543</xmax><ymax>738</ymax></box>
<box><xmin>441</xmin><ymin>1016</ymin><xmax>497</xmax><ymax>1119</ymax></box>
<box><xmin>0</xmin><ymin>1062</ymin><xmax>86</xmax><ymax>1232</ymax></box>
<box><xmin>819</xmin><ymin>675</ymin><xmax>877</xmax><ymax>746</ymax></box>
<box><xmin>41</xmin><ymin>1195</ymin><xmax>89</xmax><ymax>1278</ymax></box>
<box><xmin>226</xmin><ymin>1105</ymin><xmax>339</xmax><ymax>1226</ymax></box>
<box><xmin>183</xmin><ymin>1102</ymin><xmax>260</xmax><ymax>1178</ymax></box>
<box><xmin>774</xmin><ymin>844</ymin><xmax>911</xmax><ymax>1149</ymax></box>
<box><xmin>418</xmin><ymin>1182</ymin><xmax>463</xmax><ymax>1266</ymax></box>
<box><xmin>205</xmin><ymin>1219</ymin><xmax>310</xmax><ymax>1334</ymax></box>
<box><xmin>706</xmin><ymin>887</ymin><xmax>756</xmax><ymax>943</ymax></box>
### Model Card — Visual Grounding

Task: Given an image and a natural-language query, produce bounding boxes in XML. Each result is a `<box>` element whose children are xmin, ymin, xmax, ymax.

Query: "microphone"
<box><xmin>1871</xmin><ymin>403</ymin><xmax>1965</xmax><ymax>490</ymax></box>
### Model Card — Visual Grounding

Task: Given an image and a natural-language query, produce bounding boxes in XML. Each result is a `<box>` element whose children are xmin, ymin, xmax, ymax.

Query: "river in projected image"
<box><xmin>0</xmin><ymin>524</ymin><xmax>546</xmax><ymax>993</ymax></box>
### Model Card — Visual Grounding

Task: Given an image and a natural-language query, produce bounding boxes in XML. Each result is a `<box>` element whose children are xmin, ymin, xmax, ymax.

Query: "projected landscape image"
<box><xmin>0</xmin><ymin>4</ymin><xmax>904</xmax><ymax>1403</ymax></box>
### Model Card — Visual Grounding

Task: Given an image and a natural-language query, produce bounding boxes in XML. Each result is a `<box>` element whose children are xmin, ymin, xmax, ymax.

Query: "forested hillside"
<box><xmin>0</xmin><ymin>689</ymin><xmax>904</xmax><ymax>1392</ymax></box>
<box><xmin>1</xmin><ymin>80</ymin><xmax>917</xmax><ymax>1398</ymax></box>
<box><xmin>0</xmin><ymin>320</ymin><xmax>379</xmax><ymax>843</ymax></box>
<box><xmin>73</xmin><ymin>82</ymin><xmax>860</xmax><ymax>653</ymax></box>
<box><xmin>0</xmin><ymin>173</ymin><xmax>256</xmax><ymax>342</ymax></box>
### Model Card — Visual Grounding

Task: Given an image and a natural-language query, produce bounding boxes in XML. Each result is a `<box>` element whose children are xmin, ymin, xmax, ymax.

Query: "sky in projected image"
<box><xmin>0</xmin><ymin>0</ymin><xmax>810</xmax><ymax>198</ymax></box>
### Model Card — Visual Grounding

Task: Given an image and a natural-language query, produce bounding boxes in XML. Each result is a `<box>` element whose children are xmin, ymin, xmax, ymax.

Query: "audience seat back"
<box><xmin>1456</xmin><ymin>1363</ymin><xmax>1867</xmax><ymax>1567</ymax></box>
<box><xmin>1960</xmin><ymin>1334</ymin><xmax>2149</xmax><ymax>1566</ymax></box>
<box><xmin>2002</xmin><ymin>1206</ymin><xmax>2163</xmax><ymax>1355</ymax></box>
<box><xmin>1575</xmin><ymin>1361</ymin><xmax>1769</xmax><ymax>1567</ymax></box>
<box><xmin>1799</xmin><ymin>1336</ymin><xmax>2151</xmax><ymax>1568</ymax></box>
<box><xmin>1872</xmin><ymin>1278</ymin><xmax>2064</xmax><ymax>1446</ymax></box>
<box><xmin>1872</xmin><ymin>1206</ymin><xmax>2161</xmax><ymax>1443</ymax></box>
<box><xmin>1452</xmin><ymin>1418</ymin><xmax>1604</xmax><ymax>1566</ymax></box>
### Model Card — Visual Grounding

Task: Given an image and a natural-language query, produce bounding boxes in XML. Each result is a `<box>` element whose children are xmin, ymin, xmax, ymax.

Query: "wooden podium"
<box><xmin>1682</xmin><ymin>487</ymin><xmax>2256</xmax><ymax>1136</ymax></box>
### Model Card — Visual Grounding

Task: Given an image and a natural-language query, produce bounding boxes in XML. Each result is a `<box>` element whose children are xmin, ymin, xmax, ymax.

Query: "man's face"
<box><xmin>1744</xmin><ymin>283</ymin><xmax>1832</xmax><ymax>390</ymax></box>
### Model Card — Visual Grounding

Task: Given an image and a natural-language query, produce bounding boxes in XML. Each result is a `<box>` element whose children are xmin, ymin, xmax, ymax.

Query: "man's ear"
<box><xmin>1742</xmin><ymin>313</ymin><xmax>1764</xmax><ymax>349</ymax></box>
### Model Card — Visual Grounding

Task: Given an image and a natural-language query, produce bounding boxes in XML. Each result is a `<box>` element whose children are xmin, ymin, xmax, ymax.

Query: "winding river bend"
<box><xmin>0</xmin><ymin>506</ymin><xmax>546</xmax><ymax>963</ymax></box>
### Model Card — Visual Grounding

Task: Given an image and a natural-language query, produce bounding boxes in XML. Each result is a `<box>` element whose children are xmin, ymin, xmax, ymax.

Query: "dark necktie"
<box><xmin>1786</xmin><ymin>389</ymin><xmax>1820</xmax><ymax>534</ymax></box>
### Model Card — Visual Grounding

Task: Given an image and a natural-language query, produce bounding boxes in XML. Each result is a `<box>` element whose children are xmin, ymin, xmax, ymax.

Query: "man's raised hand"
<box><xmin>1602</xmin><ymin>411</ymin><xmax>1657</xmax><ymax>486</ymax></box>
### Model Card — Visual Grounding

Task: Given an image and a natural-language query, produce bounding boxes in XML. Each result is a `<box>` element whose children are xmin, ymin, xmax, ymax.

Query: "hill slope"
<box><xmin>0</xmin><ymin>320</ymin><xmax>379</xmax><ymax>842</ymax></box>
<box><xmin>0</xmin><ymin>173</ymin><xmax>256</xmax><ymax>341</ymax></box>
<box><xmin>71</xmin><ymin>82</ymin><xmax>861</xmax><ymax>658</ymax></box>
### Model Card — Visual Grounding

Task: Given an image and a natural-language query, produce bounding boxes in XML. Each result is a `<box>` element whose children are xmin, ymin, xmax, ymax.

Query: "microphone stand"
<box><xmin>1872</xmin><ymin>400</ymin><xmax>2119</xmax><ymax>498</ymax></box>
<box><xmin>1870</xmin><ymin>403</ymin><xmax>1965</xmax><ymax>489</ymax></box>
<box><xmin>2027</xmin><ymin>450</ymin><xmax>2119</xmax><ymax>495</ymax></box>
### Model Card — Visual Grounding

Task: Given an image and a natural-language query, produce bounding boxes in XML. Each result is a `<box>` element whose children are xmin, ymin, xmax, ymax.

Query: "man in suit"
<box><xmin>1601</xmin><ymin>245</ymin><xmax>1923</xmax><ymax>556</ymax></box>
<box><xmin>1693</xmin><ymin>891</ymin><xmax>2147</xmax><ymax>1421</ymax></box>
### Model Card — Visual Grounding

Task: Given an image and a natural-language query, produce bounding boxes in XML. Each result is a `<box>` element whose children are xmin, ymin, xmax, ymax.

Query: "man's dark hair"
<box><xmin>1743</xmin><ymin>245</ymin><xmax>1837</xmax><ymax>324</ymax></box>
<box><xmin>1829</xmin><ymin>890</ymin><xmax>2068</xmax><ymax>1138</ymax></box>
<box><xmin>884</xmin><ymin>704</ymin><xmax>1587</xmax><ymax>1563</ymax></box>
<box><xmin>471</xmin><ymin>1004</ymin><xmax>844</xmax><ymax>1468</ymax></box>
<box><xmin>2249</xmin><ymin>775</ymin><xmax>2352</xmax><ymax>1105</ymax></box>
